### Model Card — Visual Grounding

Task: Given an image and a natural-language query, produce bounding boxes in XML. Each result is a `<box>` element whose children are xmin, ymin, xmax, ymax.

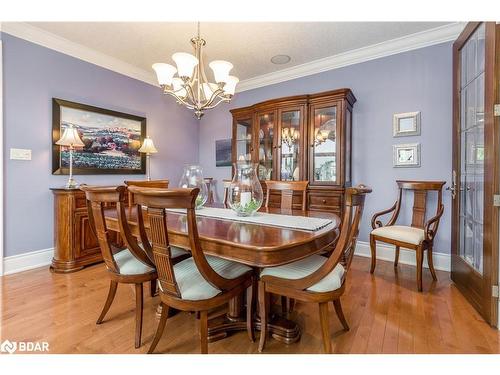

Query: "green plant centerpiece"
<box><xmin>228</xmin><ymin>162</ymin><xmax>263</xmax><ymax>217</ymax></box>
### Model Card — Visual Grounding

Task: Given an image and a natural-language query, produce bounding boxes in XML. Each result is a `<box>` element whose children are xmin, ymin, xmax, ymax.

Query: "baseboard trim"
<box><xmin>3</xmin><ymin>248</ymin><xmax>54</xmax><ymax>275</ymax></box>
<box><xmin>355</xmin><ymin>240</ymin><xmax>450</xmax><ymax>272</ymax></box>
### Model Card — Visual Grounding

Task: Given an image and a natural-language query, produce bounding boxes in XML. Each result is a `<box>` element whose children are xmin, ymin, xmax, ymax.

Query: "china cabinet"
<box><xmin>230</xmin><ymin>88</ymin><xmax>355</xmax><ymax>215</ymax></box>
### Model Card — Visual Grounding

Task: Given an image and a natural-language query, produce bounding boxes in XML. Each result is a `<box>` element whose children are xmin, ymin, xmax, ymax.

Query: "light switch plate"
<box><xmin>10</xmin><ymin>148</ymin><xmax>32</xmax><ymax>161</ymax></box>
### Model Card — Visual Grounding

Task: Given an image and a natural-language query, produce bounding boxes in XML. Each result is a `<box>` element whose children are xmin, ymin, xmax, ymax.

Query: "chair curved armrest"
<box><xmin>371</xmin><ymin>200</ymin><xmax>400</xmax><ymax>229</ymax></box>
<box><xmin>424</xmin><ymin>204</ymin><xmax>444</xmax><ymax>242</ymax></box>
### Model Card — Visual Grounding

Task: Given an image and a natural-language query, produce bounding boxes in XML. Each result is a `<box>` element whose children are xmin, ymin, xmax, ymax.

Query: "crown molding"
<box><xmin>1</xmin><ymin>22</ymin><xmax>159</xmax><ymax>87</ymax></box>
<box><xmin>1</xmin><ymin>22</ymin><xmax>465</xmax><ymax>94</ymax></box>
<box><xmin>236</xmin><ymin>22</ymin><xmax>466</xmax><ymax>93</ymax></box>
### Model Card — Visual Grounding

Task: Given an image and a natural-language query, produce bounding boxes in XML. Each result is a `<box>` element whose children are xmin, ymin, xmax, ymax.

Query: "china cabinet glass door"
<box><xmin>310</xmin><ymin>103</ymin><xmax>339</xmax><ymax>185</ymax></box>
<box><xmin>234</xmin><ymin>117</ymin><xmax>253</xmax><ymax>162</ymax></box>
<box><xmin>451</xmin><ymin>22</ymin><xmax>499</xmax><ymax>325</ymax></box>
<box><xmin>279</xmin><ymin>109</ymin><xmax>302</xmax><ymax>181</ymax></box>
<box><xmin>257</xmin><ymin>112</ymin><xmax>275</xmax><ymax>180</ymax></box>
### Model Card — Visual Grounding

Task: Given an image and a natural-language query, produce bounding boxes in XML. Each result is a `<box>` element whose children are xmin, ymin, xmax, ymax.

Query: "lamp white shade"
<box><xmin>172</xmin><ymin>77</ymin><xmax>187</xmax><ymax>98</ymax></box>
<box><xmin>56</xmin><ymin>126</ymin><xmax>85</xmax><ymax>147</ymax></box>
<box><xmin>172</xmin><ymin>52</ymin><xmax>198</xmax><ymax>79</ymax></box>
<box><xmin>209</xmin><ymin>60</ymin><xmax>233</xmax><ymax>83</ymax></box>
<box><xmin>223</xmin><ymin>75</ymin><xmax>239</xmax><ymax>96</ymax></box>
<box><xmin>138</xmin><ymin>136</ymin><xmax>158</xmax><ymax>154</ymax></box>
<box><xmin>152</xmin><ymin>63</ymin><xmax>177</xmax><ymax>86</ymax></box>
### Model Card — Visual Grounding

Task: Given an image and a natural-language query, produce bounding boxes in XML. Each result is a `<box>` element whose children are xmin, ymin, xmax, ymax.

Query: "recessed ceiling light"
<box><xmin>271</xmin><ymin>55</ymin><xmax>291</xmax><ymax>65</ymax></box>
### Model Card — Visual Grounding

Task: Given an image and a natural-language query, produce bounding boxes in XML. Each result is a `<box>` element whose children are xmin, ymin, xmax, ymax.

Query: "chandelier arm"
<box><xmin>203</xmin><ymin>88</ymin><xmax>226</xmax><ymax>108</ymax></box>
<box><xmin>183</xmin><ymin>83</ymin><xmax>200</xmax><ymax>110</ymax></box>
<box><xmin>204</xmin><ymin>96</ymin><xmax>231</xmax><ymax>110</ymax></box>
<box><xmin>164</xmin><ymin>91</ymin><xmax>196</xmax><ymax>110</ymax></box>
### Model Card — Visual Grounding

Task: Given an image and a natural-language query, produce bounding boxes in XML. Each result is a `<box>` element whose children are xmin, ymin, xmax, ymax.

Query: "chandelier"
<box><xmin>281</xmin><ymin>127</ymin><xmax>299</xmax><ymax>148</ymax></box>
<box><xmin>152</xmin><ymin>23</ymin><xmax>238</xmax><ymax>119</ymax></box>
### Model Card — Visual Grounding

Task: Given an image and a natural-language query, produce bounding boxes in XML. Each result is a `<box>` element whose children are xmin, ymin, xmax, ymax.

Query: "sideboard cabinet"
<box><xmin>230</xmin><ymin>88</ymin><xmax>356</xmax><ymax>215</ymax></box>
<box><xmin>51</xmin><ymin>188</ymin><xmax>106</xmax><ymax>272</ymax></box>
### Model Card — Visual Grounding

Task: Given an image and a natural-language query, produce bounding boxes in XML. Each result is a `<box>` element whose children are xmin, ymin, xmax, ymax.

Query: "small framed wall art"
<box><xmin>393</xmin><ymin>111</ymin><xmax>421</xmax><ymax>137</ymax></box>
<box><xmin>393</xmin><ymin>143</ymin><xmax>421</xmax><ymax>168</ymax></box>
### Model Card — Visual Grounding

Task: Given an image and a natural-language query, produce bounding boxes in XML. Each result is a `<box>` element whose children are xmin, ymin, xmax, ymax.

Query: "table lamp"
<box><xmin>138</xmin><ymin>136</ymin><xmax>158</xmax><ymax>181</ymax></box>
<box><xmin>56</xmin><ymin>125</ymin><xmax>85</xmax><ymax>188</ymax></box>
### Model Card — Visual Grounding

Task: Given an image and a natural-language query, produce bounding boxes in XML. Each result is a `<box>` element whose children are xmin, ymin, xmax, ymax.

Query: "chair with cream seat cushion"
<box><xmin>115</xmin><ymin>245</ymin><xmax>188</xmax><ymax>276</ymax></box>
<box><xmin>128</xmin><ymin>186</ymin><xmax>255</xmax><ymax>354</ymax></box>
<box><xmin>81</xmin><ymin>185</ymin><xmax>190</xmax><ymax>350</ymax></box>
<box><xmin>370</xmin><ymin>180</ymin><xmax>446</xmax><ymax>292</ymax></box>
<box><xmin>172</xmin><ymin>255</ymin><xmax>252</xmax><ymax>300</ymax></box>
<box><xmin>260</xmin><ymin>255</ymin><xmax>345</xmax><ymax>293</ymax></box>
<box><xmin>258</xmin><ymin>185</ymin><xmax>372</xmax><ymax>354</ymax></box>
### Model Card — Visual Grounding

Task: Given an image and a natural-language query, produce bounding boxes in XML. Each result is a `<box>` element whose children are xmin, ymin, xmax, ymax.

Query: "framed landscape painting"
<box><xmin>52</xmin><ymin>98</ymin><xmax>146</xmax><ymax>175</ymax></box>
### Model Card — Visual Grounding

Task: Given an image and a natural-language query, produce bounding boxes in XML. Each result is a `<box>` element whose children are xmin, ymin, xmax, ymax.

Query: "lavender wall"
<box><xmin>2</xmin><ymin>34</ymin><xmax>199</xmax><ymax>257</ymax></box>
<box><xmin>199</xmin><ymin>42</ymin><xmax>453</xmax><ymax>254</ymax></box>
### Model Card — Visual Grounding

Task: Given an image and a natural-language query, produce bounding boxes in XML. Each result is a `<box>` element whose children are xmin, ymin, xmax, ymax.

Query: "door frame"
<box><xmin>0</xmin><ymin>38</ymin><xmax>4</xmax><ymax>277</ymax></box>
<box><xmin>451</xmin><ymin>22</ymin><xmax>499</xmax><ymax>326</ymax></box>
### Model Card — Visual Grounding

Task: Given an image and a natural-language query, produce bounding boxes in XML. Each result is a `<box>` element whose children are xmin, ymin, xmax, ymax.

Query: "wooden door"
<box><xmin>451</xmin><ymin>22</ymin><xmax>499</xmax><ymax>326</ymax></box>
<box><xmin>277</xmin><ymin>106</ymin><xmax>305</xmax><ymax>181</ymax></box>
<box><xmin>308</xmin><ymin>100</ymin><xmax>342</xmax><ymax>186</ymax></box>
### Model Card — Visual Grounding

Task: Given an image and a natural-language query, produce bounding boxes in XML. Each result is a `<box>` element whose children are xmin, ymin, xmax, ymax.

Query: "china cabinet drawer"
<box><xmin>308</xmin><ymin>192</ymin><xmax>342</xmax><ymax>212</ymax></box>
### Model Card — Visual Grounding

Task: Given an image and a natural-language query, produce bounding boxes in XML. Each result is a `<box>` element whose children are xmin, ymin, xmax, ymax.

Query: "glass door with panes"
<box><xmin>309</xmin><ymin>102</ymin><xmax>340</xmax><ymax>185</ymax></box>
<box><xmin>278</xmin><ymin>108</ymin><xmax>304</xmax><ymax>181</ymax></box>
<box><xmin>451</xmin><ymin>22</ymin><xmax>499</xmax><ymax>325</ymax></box>
<box><xmin>257</xmin><ymin>111</ymin><xmax>276</xmax><ymax>181</ymax></box>
<box><xmin>233</xmin><ymin>116</ymin><xmax>253</xmax><ymax>163</ymax></box>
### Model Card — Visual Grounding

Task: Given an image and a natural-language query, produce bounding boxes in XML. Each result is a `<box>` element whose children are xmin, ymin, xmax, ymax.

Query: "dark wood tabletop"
<box><xmin>104</xmin><ymin>203</ymin><xmax>340</xmax><ymax>268</ymax></box>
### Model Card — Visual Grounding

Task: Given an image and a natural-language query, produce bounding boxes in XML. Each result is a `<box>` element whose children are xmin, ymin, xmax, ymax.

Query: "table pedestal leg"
<box><xmin>207</xmin><ymin>294</ymin><xmax>301</xmax><ymax>344</ymax></box>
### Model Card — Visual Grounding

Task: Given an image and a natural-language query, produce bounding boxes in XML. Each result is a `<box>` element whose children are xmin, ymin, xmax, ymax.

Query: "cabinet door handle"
<box><xmin>322</xmin><ymin>199</ymin><xmax>327</xmax><ymax>204</ymax></box>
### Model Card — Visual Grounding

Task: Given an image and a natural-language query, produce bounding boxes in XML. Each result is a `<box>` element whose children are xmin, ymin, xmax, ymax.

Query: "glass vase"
<box><xmin>228</xmin><ymin>162</ymin><xmax>263</xmax><ymax>216</ymax></box>
<box><xmin>178</xmin><ymin>165</ymin><xmax>208</xmax><ymax>209</ymax></box>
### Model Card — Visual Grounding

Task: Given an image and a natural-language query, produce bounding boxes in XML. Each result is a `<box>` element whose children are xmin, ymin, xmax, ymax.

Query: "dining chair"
<box><xmin>370</xmin><ymin>180</ymin><xmax>445</xmax><ymax>291</ymax></box>
<box><xmin>222</xmin><ymin>179</ymin><xmax>232</xmax><ymax>207</ymax></box>
<box><xmin>81</xmin><ymin>184</ymin><xmax>188</xmax><ymax>349</ymax></box>
<box><xmin>257</xmin><ymin>185</ymin><xmax>371</xmax><ymax>353</ymax></box>
<box><xmin>264</xmin><ymin>180</ymin><xmax>309</xmax><ymax>211</ymax></box>
<box><xmin>264</xmin><ymin>180</ymin><xmax>309</xmax><ymax>313</ymax></box>
<box><xmin>124</xmin><ymin>179</ymin><xmax>169</xmax><ymax>216</ymax></box>
<box><xmin>127</xmin><ymin>186</ymin><xmax>255</xmax><ymax>354</ymax></box>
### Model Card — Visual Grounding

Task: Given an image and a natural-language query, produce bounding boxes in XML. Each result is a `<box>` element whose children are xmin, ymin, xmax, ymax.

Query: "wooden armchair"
<box><xmin>81</xmin><ymin>185</ymin><xmax>160</xmax><ymax>349</ymax></box>
<box><xmin>370</xmin><ymin>180</ymin><xmax>445</xmax><ymax>292</ymax></box>
<box><xmin>258</xmin><ymin>185</ymin><xmax>371</xmax><ymax>353</ymax></box>
<box><xmin>124</xmin><ymin>179</ymin><xmax>169</xmax><ymax>215</ymax></box>
<box><xmin>127</xmin><ymin>186</ymin><xmax>255</xmax><ymax>354</ymax></box>
<box><xmin>264</xmin><ymin>180</ymin><xmax>309</xmax><ymax>313</ymax></box>
<box><xmin>264</xmin><ymin>180</ymin><xmax>309</xmax><ymax>211</ymax></box>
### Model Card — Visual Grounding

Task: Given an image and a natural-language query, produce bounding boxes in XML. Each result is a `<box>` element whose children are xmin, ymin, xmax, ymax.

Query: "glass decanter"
<box><xmin>178</xmin><ymin>165</ymin><xmax>208</xmax><ymax>209</ymax></box>
<box><xmin>228</xmin><ymin>162</ymin><xmax>263</xmax><ymax>216</ymax></box>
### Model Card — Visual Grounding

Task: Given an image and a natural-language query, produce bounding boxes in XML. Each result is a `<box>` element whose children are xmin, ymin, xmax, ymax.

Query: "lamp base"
<box><xmin>65</xmin><ymin>178</ymin><xmax>78</xmax><ymax>189</ymax></box>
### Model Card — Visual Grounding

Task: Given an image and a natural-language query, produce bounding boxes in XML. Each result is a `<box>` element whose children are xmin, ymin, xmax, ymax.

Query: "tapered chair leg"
<box><xmin>96</xmin><ymin>280</ymin><xmax>118</xmax><ymax>324</ymax></box>
<box><xmin>394</xmin><ymin>246</ymin><xmax>400</xmax><ymax>268</ymax></box>
<box><xmin>246</xmin><ymin>284</ymin><xmax>255</xmax><ymax>342</ymax></box>
<box><xmin>200</xmin><ymin>310</ymin><xmax>208</xmax><ymax>354</ymax></box>
<box><xmin>148</xmin><ymin>302</ymin><xmax>169</xmax><ymax>354</ymax></box>
<box><xmin>318</xmin><ymin>302</ymin><xmax>332</xmax><ymax>354</ymax></box>
<box><xmin>150</xmin><ymin>279</ymin><xmax>158</xmax><ymax>297</ymax></box>
<box><xmin>135</xmin><ymin>283</ymin><xmax>144</xmax><ymax>348</ymax></box>
<box><xmin>333</xmin><ymin>299</ymin><xmax>349</xmax><ymax>331</ymax></box>
<box><xmin>416</xmin><ymin>247</ymin><xmax>423</xmax><ymax>292</ymax></box>
<box><xmin>258</xmin><ymin>281</ymin><xmax>268</xmax><ymax>353</ymax></box>
<box><xmin>370</xmin><ymin>235</ymin><xmax>377</xmax><ymax>273</ymax></box>
<box><xmin>427</xmin><ymin>246</ymin><xmax>438</xmax><ymax>281</ymax></box>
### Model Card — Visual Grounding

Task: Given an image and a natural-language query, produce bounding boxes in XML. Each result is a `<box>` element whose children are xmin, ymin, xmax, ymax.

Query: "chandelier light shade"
<box><xmin>152</xmin><ymin>22</ymin><xmax>238</xmax><ymax>119</ymax></box>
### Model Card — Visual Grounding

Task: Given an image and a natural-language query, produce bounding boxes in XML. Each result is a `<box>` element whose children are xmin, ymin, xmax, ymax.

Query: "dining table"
<box><xmin>104</xmin><ymin>203</ymin><xmax>340</xmax><ymax>344</ymax></box>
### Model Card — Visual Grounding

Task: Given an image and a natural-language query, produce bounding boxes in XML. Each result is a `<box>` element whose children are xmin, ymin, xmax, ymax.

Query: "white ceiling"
<box><xmin>28</xmin><ymin>22</ymin><xmax>452</xmax><ymax>81</ymax></box>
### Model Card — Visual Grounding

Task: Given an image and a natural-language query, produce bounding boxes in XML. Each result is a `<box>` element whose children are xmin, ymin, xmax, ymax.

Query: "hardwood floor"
<box><xmin>1</xmin><ymin>256</ymin><xmax>499</xmax><ymax>354</ymax></box>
